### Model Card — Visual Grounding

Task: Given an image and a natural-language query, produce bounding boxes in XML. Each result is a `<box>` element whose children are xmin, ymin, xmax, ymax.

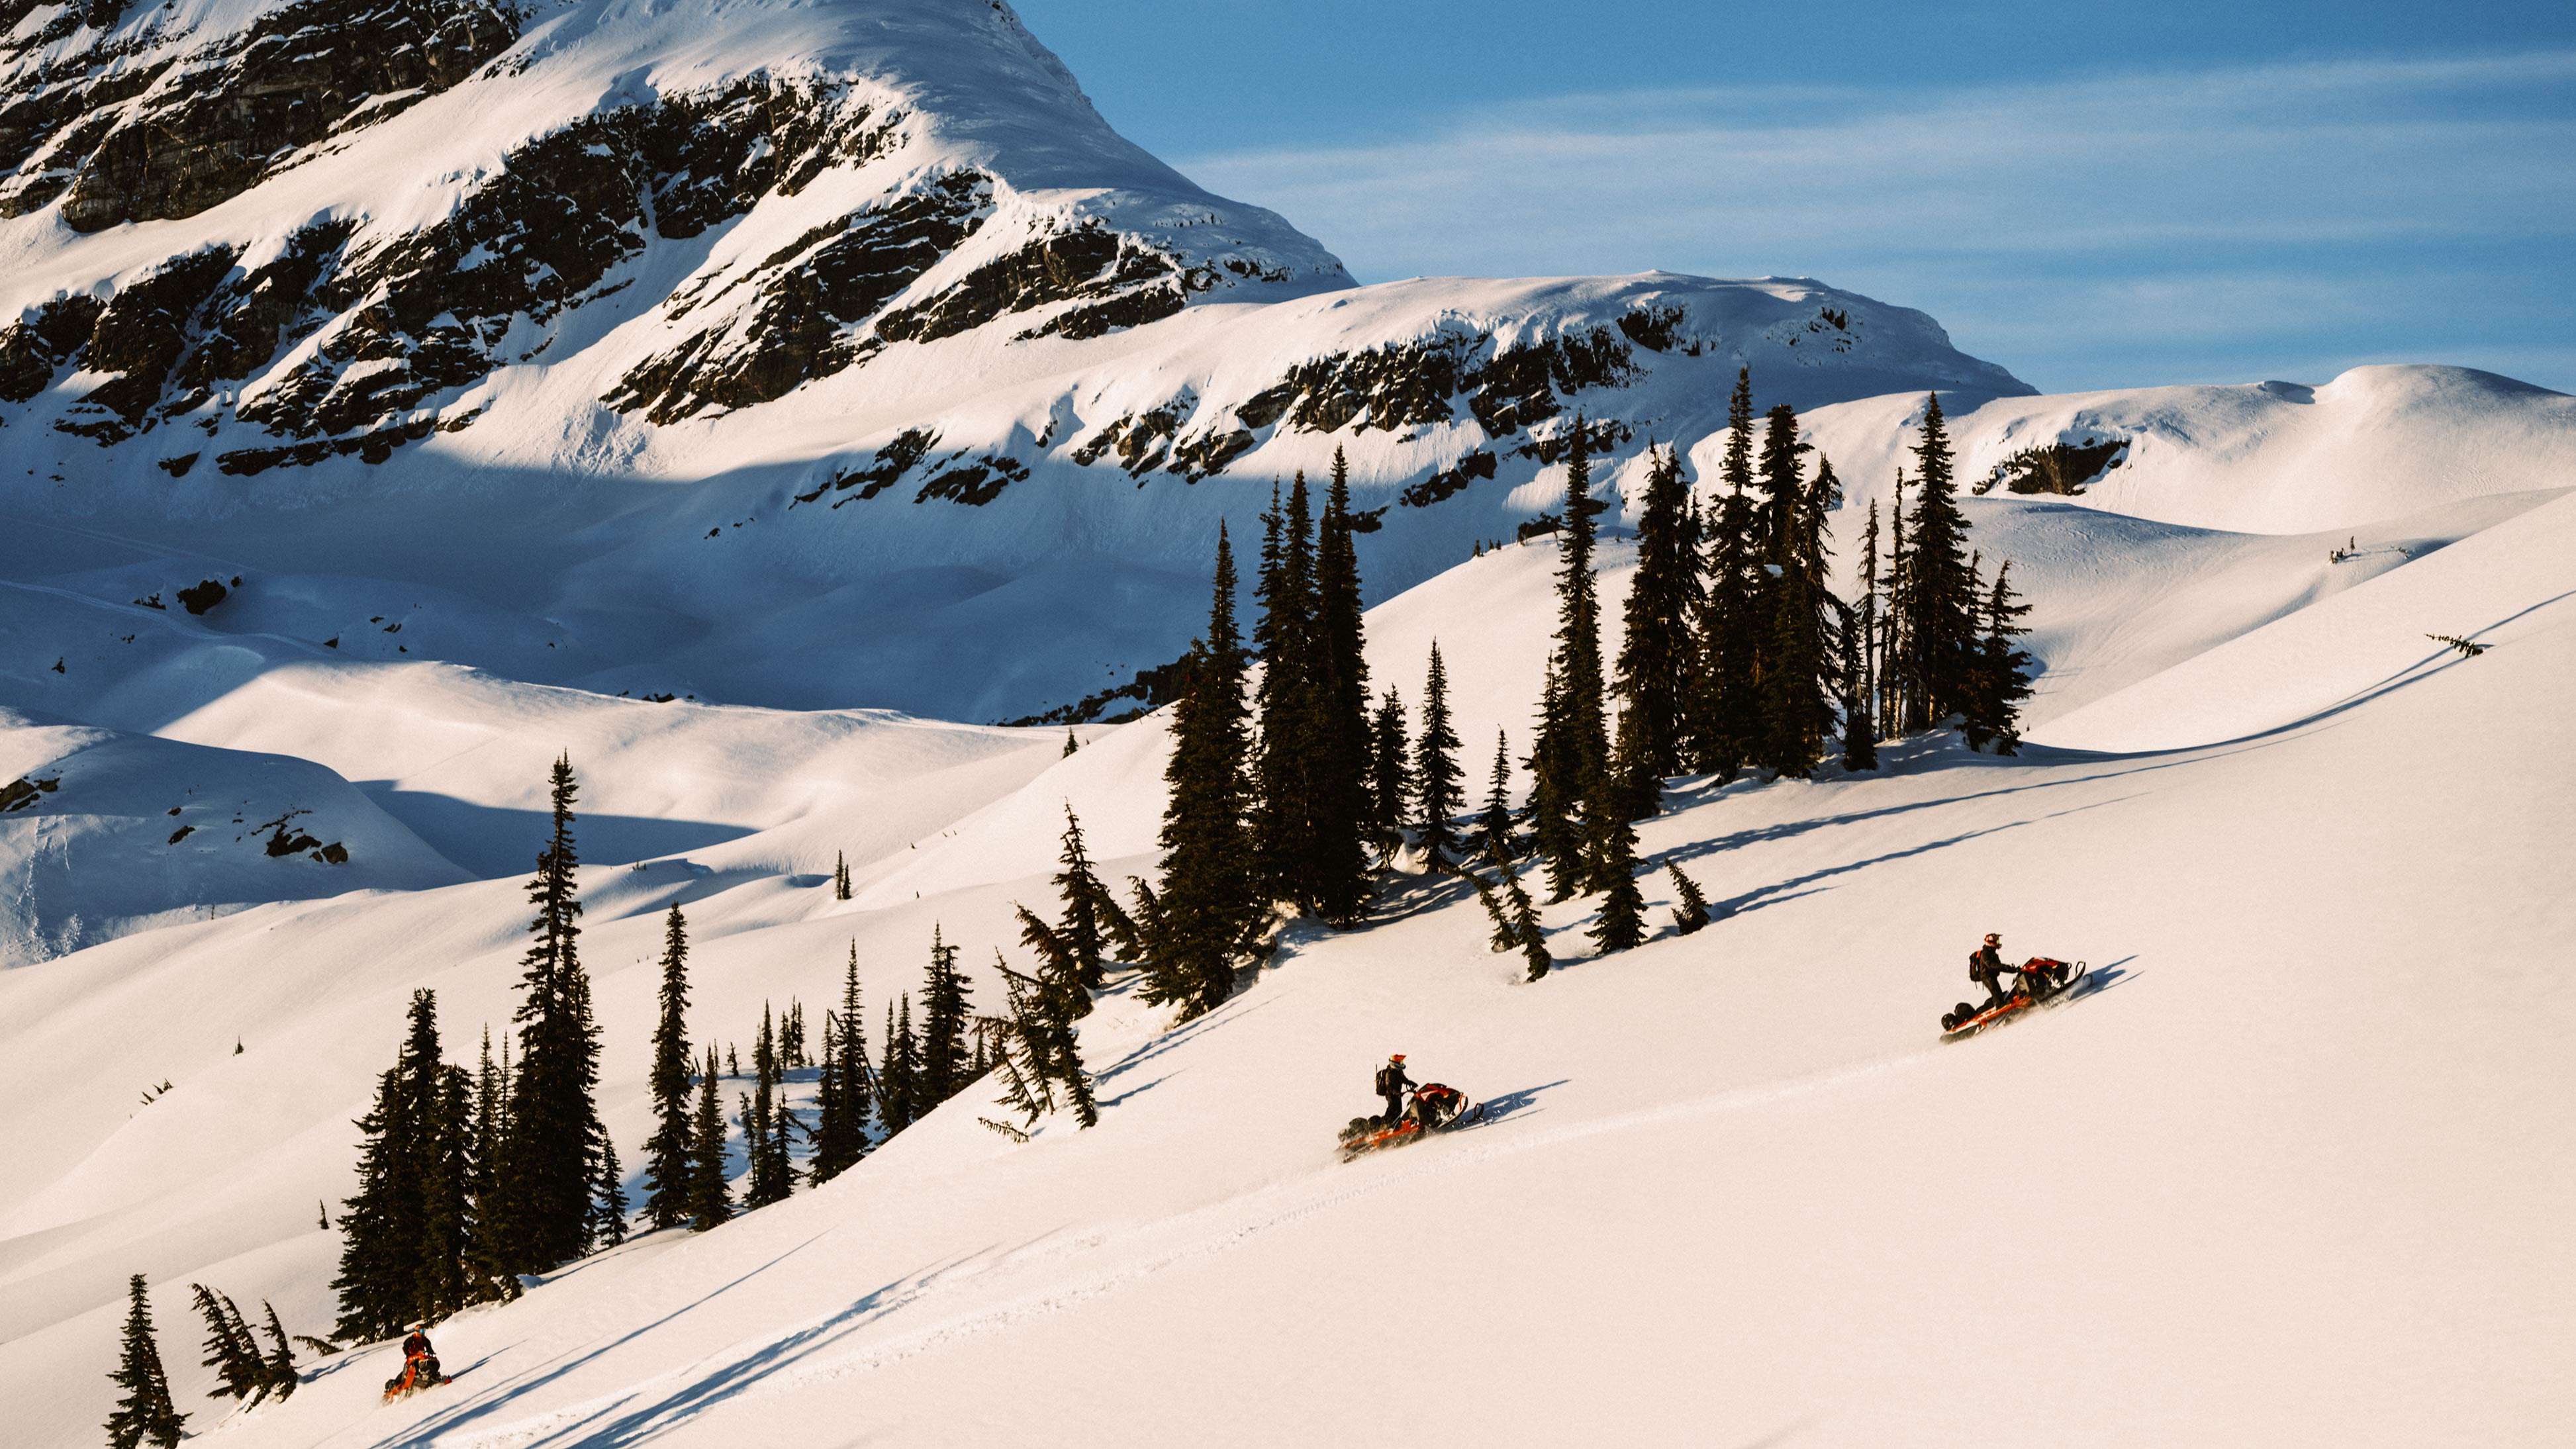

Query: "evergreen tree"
<box><xmin>1308</xmin><ymin>445</ymin><xmax>1374</xmax><ymax>919</ymax></box>
<box><xmin>1666</xmin><ymin>861</ymin><xmax>1712</xmax><ymax>934</ymax></box>
<box><xmin>781</xmin><ymin>1001</ymin><xmax>806</xmax><ymax>1069</ymax></box>
<box><xmin>1047</xmin><ymin>804</ymin><xmax>1112</xmax><ymax>991</ymax></box>
<box><xmin>1476</xmin><ymin>729</ymin><xmax>1514</xmax><ymax>857</ymax></box>
<box><xmin>1150</xmin><ymin>523</ymin><xmax>1257</xmax><ymax>1017</ymax></box>
<box><xmin>915</xmin><ymin>926</ymin><xmax>975</xmax><ymax>1110</ymax></box>
<box><xmin>1752</xmin><ymin>406</ymin><xmax>1835</xmax><ymax>778</ymax></box>
<box><xmin>332</xmin><ymin>990</ymin><xmax>469</xmax><ymax>1341</ymax></box>
<box><xmin>989</xmin><ymin>949</ymin><xmax>1098</xmax><ymax>1130</ymax></box>
<box><xmin>1838</xmin><ymin>595</ymin><xmax>1880</xmax><ymax>771</ymax></box>
<box><xmin>685</xmin><ymin>1047</ymin><xmax>730</xmax><ymax>1231</ymax></box>
<box><xmin>1848</xmin><ymin>498</ymin><xmax>1884</xmax><ymax>769</ymax></box>
<box><xmin>1879</xmin><ymin>472</ymin><xmax>1909</xmax><ymax>739</ymax></box>
<box><xmin>1613</xmin><ymin>444</ymin><xmax>1702</xmax><ymax>792</ymax></box>
<box><xmin>418</xmin><ymin>1061</ymin><xmax>473</xmax><ymax>1318</ymax></box>
<box><xmin>1251</xmin><ymin>475</ymin><xmax>1319</xmax><ymax>906</ymax></box>
<box><xmin>1690</xmin><ymin>369</ymin><xmax>1764</xmax><ymax>778</ymax></box>
<box><xmin>464</xmin><ymin>1029</ymin><xmax>512</xmax><ymax>1301</ymax></box>
<box><xmin>495</xmin><ymin>755</ymin><xmax>602</xmax><ymax>1276</ymax></box>
<box><xmin>1413</xmin><ymin>641</ymin><xmax>1463</xmax><ymax>865</ymax></box>
<box><xmin>1529</xmin><ymin>422</ymin><xmax>1612</xmax><ymax>898</ymax></box>
<box><xmin>190</xmin><ymin>1284</ymin><xmax>265</xmax><ymax>1402</ymax></box>
<box><xmin>1366</xmin><ymin>688</ymin><xmax>1409</xmax><ymax>854</ymax></box>
<box><xmin>833</xmin><ymin>850</ymin><xmax>851</xmax><ymax>900</ymax></box>
<box><xmin>1586</xmin><ymin>813</ymin><xmax>1647</xmax><ymax>954</ymax></box>
<box><xmin>743</xmin><ymin>1006</ymin><xmax>790</xmax><ymax>1208</ymax></box>
<box><xmin>1489</xmin><ymin>842</ymin><xmax>1552</xmax><ymax>982</ymax></box>
<box><xmin>1966</xmin><ymin>560</ymin><xmax>2037</xmax><ymax>753</ymax></box>
<box><xmin>809</xmin><ymin>942</ymin><xmax>871</xmax><ymax>1186</ymax></box>
<box><xmin>642</xmin><ymin>904</ymin><xmax>694</xmax><ymax>1231</ymax></box>
<box><xmin>589</xmin><ymin>1135</ymin><xmax>628</xmax><ymax>1248</ymax></box>
<box><xmin>256</xmin><ymin>1301</ymin><xmax>299</xmax><ymax>1401</ymax></box>
<box><xmin>104</xmin><ymin>1275</ymin><xmax>186</xmax><ymax>1449</ymax></box>
<box><xmin>1893</xmin><ymin>395</ymin><xmax>1981</xmax><ymax>732</ymax></box>
<box><xmin>879</xmin><ymin>996</ymin><xmax>920</xmax><ymax>1133</ymax></box>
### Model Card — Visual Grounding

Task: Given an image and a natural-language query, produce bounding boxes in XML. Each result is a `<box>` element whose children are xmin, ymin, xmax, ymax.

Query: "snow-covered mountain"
<box><xmin>1</xmin><ymin>0</ymin><xmax>2043</xmax><ymax>720</ymax></box>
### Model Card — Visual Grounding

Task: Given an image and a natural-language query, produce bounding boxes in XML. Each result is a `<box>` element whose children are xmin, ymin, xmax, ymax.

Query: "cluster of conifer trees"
<box><xmin>322</xmin><ymin>755</ymin><xmax>1121</xmax><ymax>1344</ymax></box>
<box><xmin>1149</xmin><ymin>385</ymin><xmax>2036</xmax><ymax>994</ymax></box>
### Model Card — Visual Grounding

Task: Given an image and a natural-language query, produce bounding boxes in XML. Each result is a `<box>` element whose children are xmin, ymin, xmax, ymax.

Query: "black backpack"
<box><xmin>1374</xmin><ymin>1064</ymin><xmax>1400</xmax><ymax>1094</ymax></box>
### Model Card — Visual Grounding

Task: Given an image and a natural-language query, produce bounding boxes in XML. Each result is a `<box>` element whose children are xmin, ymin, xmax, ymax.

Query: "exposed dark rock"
<box><xmin>56</xmin><ymin>248</ymin><xmax>238</xmax><ymax>442</ymax></box>
<box><xmin>1400</xmin><ymin>448</ymin><xmax>1498</xmax><ymax>508</ymax></box>
<box><xmin>998</xmin><ymin>651</ymin><xmax>1190</xmax><ymax>727</ymax></box>
<box><xmin>609</xmin><ymin>171</ymin><xmax>990</xmax><ymax>423</ymax></box>
<box><xmin>914</xmin><ymin>452</ymin><xmax>1027</xmax><ymax>506</ymax></box>
<box><xmin>260</xmin><ymin>813</ymin><xmax>322</xmax><ymax>856</ymax></box>
<box><xmin>877</xmin><ymin>221</ymin><xmax>1188</xmax><ymax>348</ymax></box>
<box><xmin>10</xmin><ymin>0</ymin><xmax>522</xmax><ymax>230</ymax></box>
<box><xmin>0</xmin><ymin>295</ymin><xmax>103</xmax><ymax>402</ymax></box>
<box><xmin>1615</xmin><ymin>305</ymin><xmax>1686</xmax><ymax>353</ymax></box>
<box><xmin>1167</xmin><ymin>426</ymin><xmax>1256</xmax><ymax>480</ymax></box>
<box><xmin>156</xmin><ymin>452</ymin><xmax>197</xmax><ymax>477</ymax></box>
<box><xmin>167</xmin><ymin>824</ymin><xmax>194</xmax><ymax>843</ymax></box>
<box><xmin>0</xmin><ymin>774</ymin><xmax>60</xmax><ymax>812</ymax></box>
<box><xmin>1976</xmin><ymin>438</ymin><xmax>2128</xmax><ymax>496</ymax></box>
<box><xmin>175</xmin><ymin>577</ymin><xmax>227</xmax><ymax>614</ymax></box>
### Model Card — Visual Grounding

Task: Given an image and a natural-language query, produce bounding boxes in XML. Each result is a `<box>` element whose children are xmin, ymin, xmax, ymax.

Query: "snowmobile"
<box><xmin>382</xmin><ymin>1351</ymin><xmax>450</xmax><ymax>1403</ymax></box>
<box><xmin>1940</xmin><ymin>957</ymin><xmax>2085</xmax><ymax>1041</ymax></box>
<box><xmin>1337</xmin><ymin>1083</ymin><xmax>1482</xmax><ymax>1159</ymax></box>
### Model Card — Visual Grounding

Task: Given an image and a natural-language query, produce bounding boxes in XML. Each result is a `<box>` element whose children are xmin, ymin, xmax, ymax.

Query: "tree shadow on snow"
<box><xmin>366</xmin><ymin>1232</ymin><xmax>832</xmax><ymax>1449</ymax></box>
<box><xmin>1664</xmin><ymin>794</ymin><xmax>2140</xmax><ymax>923</ymax></box>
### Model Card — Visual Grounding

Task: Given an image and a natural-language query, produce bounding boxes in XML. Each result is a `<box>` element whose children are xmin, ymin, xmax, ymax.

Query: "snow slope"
<box><xmin>1</xmin><ymin>486</ymin><xmax>2569</xmax><ymax>1449</ymax></box>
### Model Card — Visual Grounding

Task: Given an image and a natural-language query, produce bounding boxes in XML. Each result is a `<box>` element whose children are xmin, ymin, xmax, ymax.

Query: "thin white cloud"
<box><xmin>1171</xmin><ymin>52</ymin><xmax>2576</xmax><ymax>390</ymax></box>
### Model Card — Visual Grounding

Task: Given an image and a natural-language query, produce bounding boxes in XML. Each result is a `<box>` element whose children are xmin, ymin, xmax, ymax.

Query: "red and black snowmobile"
<box><xmin>1940</xmin><ymin>958</ymin><xmax>2084</xmax><ymax>1040</ymax></box>
<box><xmin>1338</xmin><ymin>1083</ymin><xmax>1482</xmax><ymax>1159</ymax></box>
<box><xmin>383</xmin><ymin>1344</ymin><xmax>450</xmax><ymax>1403</ymax></box>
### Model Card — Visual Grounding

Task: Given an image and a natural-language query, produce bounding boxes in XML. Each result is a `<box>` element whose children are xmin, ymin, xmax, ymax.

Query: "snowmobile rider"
<box><xmin>402</xmin><ymin>1325</ymin><xmax>434</xmax><ymax>1364</ymax></box>
<box><xmin>1969</xmin><ymin>933</ymin><xmax>2013</xmax><ymax>1008</ymax></box>
<box><xmin>1374</xmin><ymin>1054</ymin><xmax>1415</xmax><ymax>1126</ymax></box>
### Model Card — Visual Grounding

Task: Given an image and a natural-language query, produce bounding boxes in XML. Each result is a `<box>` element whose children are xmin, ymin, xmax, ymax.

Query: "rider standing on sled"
<box><xmin>1374</xmin><ymin>1054</ymin><xmax>1414</xmax><ymax>1126</ymax></box>
<box><xmin>1969</xmin><ymin>933</ymin><xmax>2015</xmax><ymax>1008</ymax></box>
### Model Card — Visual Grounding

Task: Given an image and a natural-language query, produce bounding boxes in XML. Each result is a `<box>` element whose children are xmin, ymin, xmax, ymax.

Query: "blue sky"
<box><xmin>1010</xmin><ymin>1</ymin><xmax>2576</xmax><ymax>395</ymax></box>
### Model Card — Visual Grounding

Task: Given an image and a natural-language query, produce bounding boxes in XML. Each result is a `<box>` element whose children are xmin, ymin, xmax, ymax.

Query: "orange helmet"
<box><xmin>1390</xmin><ymin>1054</ymin><xmax>1406</xmax><ymax>1063</ymax></box>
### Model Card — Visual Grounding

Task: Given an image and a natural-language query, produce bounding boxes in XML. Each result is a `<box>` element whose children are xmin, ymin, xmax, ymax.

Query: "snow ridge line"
<box><xmin>434</xmin><ymin>1039</ymin><xmax>1942</xmax><ymax>1447</ymax></box>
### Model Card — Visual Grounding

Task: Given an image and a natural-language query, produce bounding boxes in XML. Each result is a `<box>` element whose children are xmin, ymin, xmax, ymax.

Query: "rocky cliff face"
<box><xmin>0</xmin><ymin>0</ymin><xmax>2032</xmax><ymax>720</ymax></box>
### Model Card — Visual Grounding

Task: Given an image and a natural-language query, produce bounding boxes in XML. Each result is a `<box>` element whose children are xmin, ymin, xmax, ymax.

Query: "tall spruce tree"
<box><xmin>495</xmin><ymin>755</ymin><xmax>602</xmax><ymax>1275</ymax></box>
<box><xmin>1251</xmin><ymin>475</ymin><xmax>1319</xmax><ymax>906</ymax></box>
<box><xmin>916</xmin><ymin>926</ymin><xmax>975</xmax><ymax>1109</ymax></box>
<box><xmin>1893</xmin><ymin>395</ymin><xmax>1981</xmax><ymax>732</ymax></box>
<box><xmin>105</xmin><ymin>1275</ymin><xmax>185</xmax><ymax>1449</ymax></box>
<box><xmin>743</xmin><ymin>1005</ymin><xmax>792</xmax><ymax>1208</ymax></box>
<box><xmin>1666</xmin><ymin>861</ymin><xmax>1713</xmax><ymax>934</ymax></box>
<box><xmin>1413</xmin><ymin>641</ymin><xmax>1463</xmax><ymax>865</ymax></box>
<box><xmin>1308</xmin><ymin>445</ymin><xmax>1374</xmax><ymax>919</ymax></box>
<box><xmin>1366</xmin><ymin>688</ymin><xmax>1409</xmax><ymax>854</ymax></box>
<box><xmin>641</xmin><ymin>904</ymin><xmax>694</xmax><ymax>1231</ymax></box>
<box><xmin>809</xmin><ymin>942</ymin><xmax>871</xmax><ymax>1184</ymax></box>
<box><xmin>1752</xmin><ymin>406</ymin><xmax>1835</xmax><ymax>778</ymax></box>
<box><xmin>1529</xmin><ymin>421</ymin><xmax>1613</xmax><ymax>899</ymax></box>
<box><xmin>685</xmin><ymin>1047</ymin><xmax>730</xmax><ymax>1231</ymax></box>
<box><xmin>1848</xmin><ymin>498</ymin><xmax>1885</xmax><ymax>767</ymax></box>
<box><xmin>1878</xmin><ymin>471</ymin><xmax>1909</xmax><ymax>739</ymax></box>
<box><xmin>1966</xmin><ymin>560</ymin><xmax>2037</xmax><ymax>753</ymax></box>
<box><xmin>879</xmin><ymin>996</ymin><xmax>920</xmax><ymax>1133</ymax></box>
<box><xmin>1690</xmin><ymin>369</ymin><xmax>1764</xmax><ymax>778</ymax></box>
<box><xmin>1612</xmin><ymin>444</ymin><xmax>1702</xmax><ymax>808</ymax></box>
<box><xmin>1151</xmin><ymin>523</ymin><xmax>1256</xmax><ymax>1017</ymax></box>
<box><xmin>331</xmin><ymin>990</ymin><xmax>469</xmax><ymax>1341</ymax></box>
<box><xmin>1047</xmin><ymin>804</ymin><xmax>1112</xmax><ymax>991</ymax></box>
<box><xmin>1476</xmin><ymin>729</ymin><xmax>1514</xmax><ymax>857</ymax></box>
<box><xmin>464</xmin><ymin>1029</ymin><xmax>512</xmax><ymax>1301</ymax></box>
